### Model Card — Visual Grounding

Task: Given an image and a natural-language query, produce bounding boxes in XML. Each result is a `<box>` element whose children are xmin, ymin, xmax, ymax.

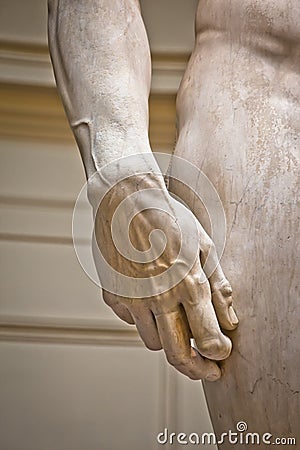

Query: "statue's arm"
<box><xmin>48</xmin><ymin>0</ymin><xmax>237</xmax><ymax>381</ymax></box>
<box><xmin>47</xmin><ymin>0</ymin><xmax>153</xmax><ymax>174</ymax></box>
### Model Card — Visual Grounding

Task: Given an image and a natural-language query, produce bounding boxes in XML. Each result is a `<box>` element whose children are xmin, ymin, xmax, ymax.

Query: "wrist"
<box><xmin>87</xmin><ymin>152</ymin><xmax>168</xmax><ymax>210</ymax></box>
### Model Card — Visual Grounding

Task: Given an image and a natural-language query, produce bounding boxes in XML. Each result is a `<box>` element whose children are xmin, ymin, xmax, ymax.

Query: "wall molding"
<box><xmin>0</xmin><ymin>40</ymin><xmax>185</xmax><ymax>149</ymax></box>
<box><xmin>0</xmin><ymin>41</ymin><xmax>56</xmax><ymax>87</ymax></box>
<box><xmin>0</xmin><ymin>195</ymin><xmax>77</xmax><ymax>245</ymax></box>
<box><xmin>0</xmin><ymin>83</ymin><xmax>176</xmax><ymax>150</ymax></box>
<box><xmin>0</xmin><ymin>315</ymin><xmax>141</xmax><ymax>346</ymax></box>
<box><xmin>0</xmin><ymin>82</ymin><xmax>74</xmax><ymax>142</ymax></box>
<box><xmin>0</xmin><ymin>195</ymin><xmax>75</xmax><ymax>210</ymax></box>
<box><xmin>0</xmin><ymin>41</ymin><xmax>189</xmax><ymax>93</ymax></box>
<box><xmin>151</xmin><ymin>52</ymin><xmax>189</xmax><ymax>94</ymax></box>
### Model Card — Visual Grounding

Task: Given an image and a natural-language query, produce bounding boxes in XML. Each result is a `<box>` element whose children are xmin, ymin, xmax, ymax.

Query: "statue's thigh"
<box><xmin>174</xmin><ymin>137</ymin><xmax>299</xmax><ymax>445</ymax></box>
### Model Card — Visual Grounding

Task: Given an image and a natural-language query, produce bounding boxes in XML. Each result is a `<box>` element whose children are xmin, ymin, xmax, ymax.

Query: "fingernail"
<box><xmin>229</xmin><ymin>306</ymin><xmax>239</xmax><ymax>326</ymax></box>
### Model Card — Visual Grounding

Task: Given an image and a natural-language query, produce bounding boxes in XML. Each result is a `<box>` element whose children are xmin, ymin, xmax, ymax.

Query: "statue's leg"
<box><xmin>172</xmin><ymin>0</ymin><xmax>300</xmax><ymax>446</ymax></box>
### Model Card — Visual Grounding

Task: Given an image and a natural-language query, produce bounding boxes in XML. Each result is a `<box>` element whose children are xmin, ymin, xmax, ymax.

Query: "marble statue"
<box><xmin>48</xmin><ymin>0</ymin><xmax>299</xmax><ymax>447</ymax></box>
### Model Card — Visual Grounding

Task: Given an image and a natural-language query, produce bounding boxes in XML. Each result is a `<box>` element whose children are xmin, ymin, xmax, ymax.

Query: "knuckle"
<box><xmin>213</xmin><ymin>279</ymin><xmax>233</xmax><ymax>301</ymax></box>
<box><xmin>201</xmin><ymin>235</ymin><xmax>215</xmax><ymax>254</ymax></box>
<box><xmin>184</xmin><ymin>273</ymin><xmax>210</xmax><ymax>303</ymax></box>
<box><xmin>220</xmin><ymin>282</ymin><xmax>233</xmax><ymax>297</ymax></box>
<box><xmin>191</xmin><ymin>271</ymin><xmax>208</xmax><ymax>287</ymax></box>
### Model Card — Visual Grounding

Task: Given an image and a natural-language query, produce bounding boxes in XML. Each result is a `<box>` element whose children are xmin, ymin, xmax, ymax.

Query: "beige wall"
<box><xmin>0</xmin><ymin>1</ymin><xmax>217</xmax><ymax>449</ymax></box>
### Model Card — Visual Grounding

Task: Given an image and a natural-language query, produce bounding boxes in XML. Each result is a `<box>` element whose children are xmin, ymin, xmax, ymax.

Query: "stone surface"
<box><xmin>48</xmin><ymin>0</ymin><xmax>238</xmax><ymax>382</ymax></box>
<box><xmin>173</xmin><ymin>0</ymin><xmax>300</xmax><ymax>446</ymax></box>
<box><xmin>48</xmin><ymin>0</ymin><xmax>299</xmax><ymax>446</ymax></box>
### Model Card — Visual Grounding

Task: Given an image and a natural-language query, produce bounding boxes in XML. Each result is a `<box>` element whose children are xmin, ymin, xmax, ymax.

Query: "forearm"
<box><xmin>48</xmin><ymin>0</ymin><xmax>153</xmax><ymax>176</ymax></box>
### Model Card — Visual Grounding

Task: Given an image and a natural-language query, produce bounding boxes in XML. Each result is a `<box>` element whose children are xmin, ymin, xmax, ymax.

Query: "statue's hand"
<box><xmin>89</xmin><ymin>171</ymin><xmax>238</xmax><ymax>381</ymax></box>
